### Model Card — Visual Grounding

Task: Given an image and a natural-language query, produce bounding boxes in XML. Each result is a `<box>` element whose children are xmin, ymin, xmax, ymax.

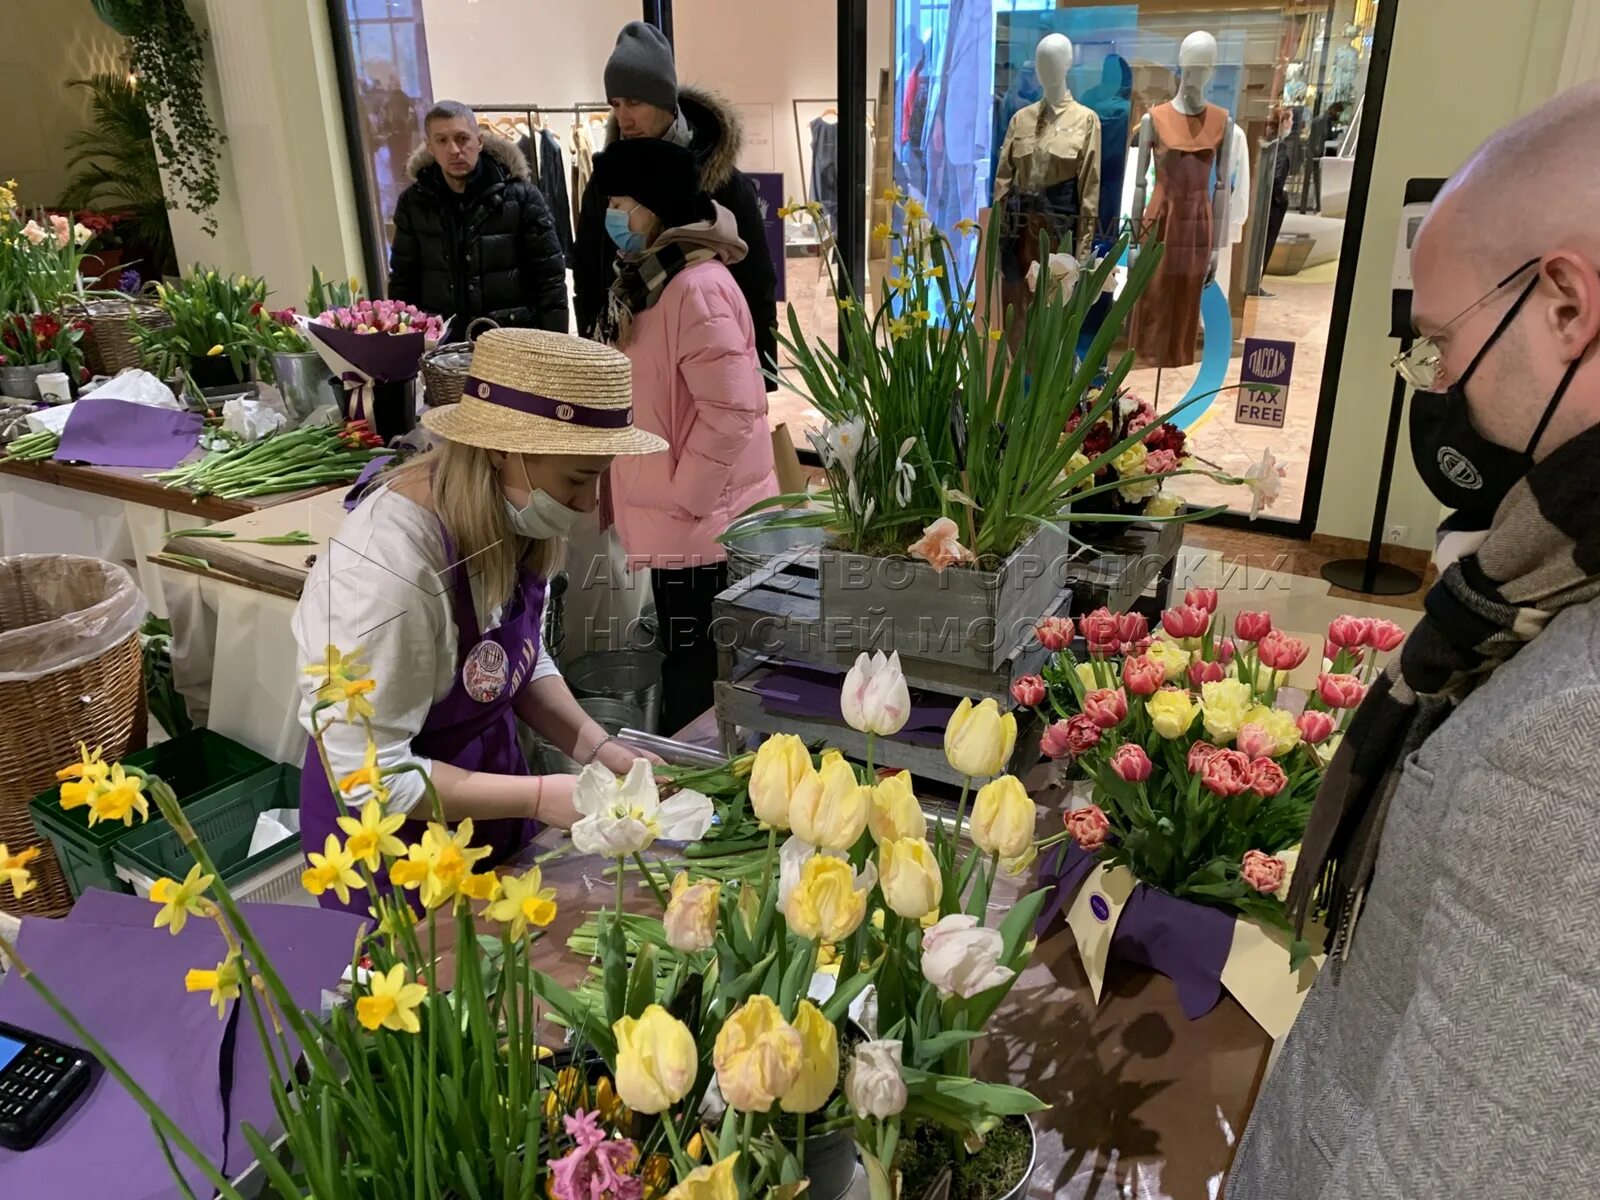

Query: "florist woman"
<box><xmin>291</xmin><ymin>328</ymin><xmax>667</xmax><ymax>911</ymax></box>
<box><xmin>591</xmin><ymin>137</ymin><xmax>777</xmax><ymax>734</ymax></box>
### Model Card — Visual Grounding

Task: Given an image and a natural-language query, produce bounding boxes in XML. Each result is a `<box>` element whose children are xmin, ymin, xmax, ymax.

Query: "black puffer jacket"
<box><xmin>574</xmin><ymin>88</ymin><xmax>777</xmax><ymax>390</ymax></box>
<box><xmin>388</xmin><ymin>131</ymin><xmax>569</xmax><ymax>340</ymax></box>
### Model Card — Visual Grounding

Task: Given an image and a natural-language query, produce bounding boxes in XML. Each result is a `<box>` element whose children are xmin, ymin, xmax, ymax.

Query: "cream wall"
<box><xmin>0</xmin><ymin>2</ymin><xmax>126</xmax><ymax>207</ymax></box>
<box><xmin>1314</xmin><ymin>0</ymin><xmax>1586</xmax><ymax>547</ymax></box>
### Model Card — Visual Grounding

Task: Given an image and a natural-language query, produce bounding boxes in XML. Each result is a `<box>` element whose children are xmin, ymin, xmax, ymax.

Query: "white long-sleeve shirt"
<box><xmin>292</xmin><ymin>486</ymin><xmax>560</xmax><ymax>815</ymax></box>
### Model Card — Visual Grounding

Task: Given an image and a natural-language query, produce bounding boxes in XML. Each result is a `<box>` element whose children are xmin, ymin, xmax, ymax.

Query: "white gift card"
<box><xmin>1220</xmin><ymin>916</ymin><xmax>1325</xmax><ymax>1041</ymax></box>
<box><xmin>1065</xmin><ymin>863</ymin><xmax>1135</xmax><ymax>1002</ymax></box>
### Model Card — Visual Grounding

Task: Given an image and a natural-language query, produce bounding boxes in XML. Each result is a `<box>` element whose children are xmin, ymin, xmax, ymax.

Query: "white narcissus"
<box><xmin>840</xmin><ymin>650</ymin><xmax>911</xmax><ymax>737</ymax></box>
<box><xmin>570</xmin><ymin>760</ymin><xmax>713</xmax><ymax>859</ymax></box>
<box><xmin>920</xmin><ymin>913</ymin><xmax>1015</xmax><ymax>1000</ymax></box>
<box><xmin>844</xmin><ymin>1039</ymin><xmax>908</xmax><ymax>1119</ymax></box>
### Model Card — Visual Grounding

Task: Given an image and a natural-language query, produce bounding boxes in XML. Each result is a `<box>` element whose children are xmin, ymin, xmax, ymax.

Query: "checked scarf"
<box><xmin>1288</xmin><ymin>423</ymin><xmax>1600</xmax><ymax>963</ymax></box>
<box><xmin>596</xmin><ymin>240</ymin><xmax>718</xmax><ymax>348</ymax></box>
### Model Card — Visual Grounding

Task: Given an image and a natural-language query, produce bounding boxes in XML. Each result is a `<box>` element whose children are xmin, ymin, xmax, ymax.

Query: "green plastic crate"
<box><xmin>110</xmin><ymin>764</ymin><xmax>303</xmax><ymax>904</ymax></box>
<box><xmin>29</xmin><ymin>730</ymin><xmax>273</xmax><ymax>898</ymax></box>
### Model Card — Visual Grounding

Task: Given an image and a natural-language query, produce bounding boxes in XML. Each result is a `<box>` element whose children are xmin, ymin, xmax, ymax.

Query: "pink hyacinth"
<box><xmin>548</xmin><ymin>1110</ymin><xmax>643</xmax><ymax>1200</ymax></box>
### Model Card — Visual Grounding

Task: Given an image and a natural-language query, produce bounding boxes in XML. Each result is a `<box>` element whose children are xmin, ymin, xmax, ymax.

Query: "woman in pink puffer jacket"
<box><xmin>591</xmin><ymin>137</ymin><xmax>777</xmax><ymax>734</ymax></box>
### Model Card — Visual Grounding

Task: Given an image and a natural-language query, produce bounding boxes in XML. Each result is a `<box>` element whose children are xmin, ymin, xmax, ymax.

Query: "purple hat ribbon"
<box><xmin>464</xmin><ymin>375</ymin><xmax>633</xmax><ymax>429</ymax></box>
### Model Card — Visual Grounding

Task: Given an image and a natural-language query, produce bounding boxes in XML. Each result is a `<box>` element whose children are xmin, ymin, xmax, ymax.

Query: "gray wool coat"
<box><xmin>1226</xmin><ymin>598</ymin><xmax>1600</xmax><ymax>1199</ymax></box>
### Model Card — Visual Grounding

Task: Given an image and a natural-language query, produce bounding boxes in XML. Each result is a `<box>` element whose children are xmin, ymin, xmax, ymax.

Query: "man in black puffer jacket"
<box><xmin>573</xmin><ymin>23</ymin><xmax>777</xmax><ymax>390</ymax></box>
<box><xmin>388</xmin><ymin>100</ymin><xmax>568</xmax><ymax>341</ymax></box>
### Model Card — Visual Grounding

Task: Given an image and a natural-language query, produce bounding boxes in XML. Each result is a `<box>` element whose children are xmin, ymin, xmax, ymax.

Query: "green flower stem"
<box><xmin>950</xmin><ymin>778</ymin><xmax>974</xmax><ymax>868</ymax></box>
<box><xmin>881</xmin><ymin>1116</ymin><xmax>900</xmax><ymax>1172</ymax></box>
<box><xmin>661</xmin><ymin>1108</ymin><xmax>692</xmax><ymax>1175</ymax></box>
<box><xmin>797</xmin><ymin>1111</ymin><xmax>807</xmax><ymax>1175</ymax></box>
<box><xmin>865</xmin><ymin>732</ymin><xmax>876</xmax><ymax>780</ymax></box>
<box><xmin>758</xmin><ymin>823</ymin><xmax>779</xmax><ymax>913</ymax></box>
<box><xmin>633</xmin><ymin>851</ymin><xmax>671</xmax><ymax>910</ymax></box>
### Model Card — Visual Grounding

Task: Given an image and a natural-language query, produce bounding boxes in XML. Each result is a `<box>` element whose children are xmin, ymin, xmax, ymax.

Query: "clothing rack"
<box><xmin>468</xmin><ymin>102</ymin><xmax>611</xmax><ymax>130</ymax></box>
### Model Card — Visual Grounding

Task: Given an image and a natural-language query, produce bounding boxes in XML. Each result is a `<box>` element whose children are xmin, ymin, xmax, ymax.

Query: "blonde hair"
<box><xmin>387</xmin><ymin>441</ymin><xmax>564</xmax><ymax>619</ymax></box>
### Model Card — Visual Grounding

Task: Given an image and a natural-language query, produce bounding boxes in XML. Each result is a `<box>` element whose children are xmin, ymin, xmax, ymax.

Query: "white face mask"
<box><xmin>503</xmin><ymin>456</ymin><xmax>584</xmax><ymax>539</ymax></box>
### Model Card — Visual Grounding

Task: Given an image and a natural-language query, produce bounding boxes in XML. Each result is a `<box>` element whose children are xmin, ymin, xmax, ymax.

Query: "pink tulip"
<box><xmin>1063</xmin><ymin>715</ymin><xmax>1103</xmax><ymax>756</ymax></box>
<box><xmin>1010</xmin><ymin>675</ymin><xmax>1046</xmax><ymax>708</ymax></box>
<box><xmin>1240</xmin><ymin>850</ymin><xmax>1286</xmax><ymax>895</ymax></box>
<box><xmin>1366</xmin><ymin>618</ymin><xmax>1406</xmax><ymax>652</ymax></box>
<box><xmin>1234</xmin><ymin>611</ymin><xmax>1273</xmax><ymax>643</ymax></box>
<box><xmin>1064</xmin><ymin>804</ymin><xmax>1112</xmax><ymax>852</ymax></box>
<box><xmin>1216</xmin><ymin>637</ymin><xmax>1237</xmax><ymax>666</ymax></box>
<box><xmin>1035</xmin><ymin>616</ymin><xmax>1075</xmax><ymax>652</ymax></box>
<box><xmin>1248</xmin><ymin>758</ymin><xmax>1289</xmax><ymax>797</ymax></box>
<box><xmin>1110</xmin><ymin>743</ymin><xmax>1152</xmax><ymax>783</ymax></box>
<box><xmin>1295</xmin><ymin>710</ymin><xmax>1338</xmax><ymax>745</ymax></box>
<box><xmin>1122</xmin><ymin>654</ymin><xmax>1166</xmax><ymax>696</ymax></box>
<box><xmin>1117</xmin><ymin>611</ymin><xmax>1150</xmax><ymax>645</ymax></box>
<box><xmin>1082</xmin><ymin>688</ymin><xmax>1128</xmax><ymax>730</ymax></box>
<box><xmin>1235</xmin><ymin>723</ymin><xmax>1277</xmax><ymax>761</ymax></box>
<box><xmin>1188</xmin><ymin>659</ymin><xmax>1226</xmax><ymax>688</ymax></box>
<box><xmin>1317</xmin><ymin>673</ymin><xmax>1367</xmax><ymax>710</ymax></box>
<box><xmin>1040</xmin><ymin>721</ymin><xmax>1075</xmax><ymax>761</ymax></box>
<box><xmin>1079</xmin><ymin>608</ymin><xmax>1122</xmax><ymax>653</ymax></box>
<box><xmin>1161</xmin><ymin>604</ymin><xmax>1210</xmax><ymax>639</ymax></box>
<box><xmin>1127</xmin><ymin>636</ymin><xmax>1153</xmax><ymax>658</ymax></box>
<box><xmin>1327</xmin><ymin>615</ymin><xmax>1370</xmax><ymax>650</ymax></box>
<box><xmin>1185</xmin><ymin>587</ymin><xmax>1219</xmax><ymax>613</ymax></box>
<box><xmin>1186</xmin><ymin>741</ymin><xmax>1220</xmax><ymax>775</ymax></box>
<box><xmin>1258</xmin><ymin>630</ymin><xmax>1310</xmax><ymax>671</ymax></box>
<box><xmin>1201</xmin><ymin>749</ymin><xmax>1252</xmax><ymax>797</ymax></box>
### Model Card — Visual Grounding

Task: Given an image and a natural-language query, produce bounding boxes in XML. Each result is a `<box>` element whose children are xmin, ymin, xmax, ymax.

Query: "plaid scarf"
<box><xmin>595</xmin><ymin>241</ymin><xmax>717</xmax><ymax>348</ymax></box>
<box><xmin>1289</xmin><ymin>423</ymin><xmax>1600</xmax><ymax>962</ymax></box>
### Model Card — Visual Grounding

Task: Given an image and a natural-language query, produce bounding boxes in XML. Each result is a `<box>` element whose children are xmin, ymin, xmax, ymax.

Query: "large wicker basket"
<box><xmin>0</xmin><ymin>556</ymin><xmax>146</xmax><ymax>917</ymax></box>
<box><xmin>420</xmin><ymin>316</ymin><xmax>497</xmax><ymax>406</ymax></box>
<box><xmin>65</xmin><ymin>296</ymin><xmax>171</xmax><ymax>378</ymax></box>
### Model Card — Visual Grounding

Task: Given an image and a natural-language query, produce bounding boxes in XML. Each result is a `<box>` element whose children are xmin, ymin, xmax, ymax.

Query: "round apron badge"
<box><xmin>462</xmin><ymin>640</ymin><xmax>509</xmax><ymax>703</ymax></box>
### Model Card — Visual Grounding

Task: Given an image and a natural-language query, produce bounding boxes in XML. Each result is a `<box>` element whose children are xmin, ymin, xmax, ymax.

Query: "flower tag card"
<box><xmin>1065</xmin><ymin>862</ymin><xmax>1135</xmax><ymax>1001</ymax></box>
<box><xmin>1220</xmin><ymin>916</ymin><xmax>1326</xmax><ymax>1040</ymax></box>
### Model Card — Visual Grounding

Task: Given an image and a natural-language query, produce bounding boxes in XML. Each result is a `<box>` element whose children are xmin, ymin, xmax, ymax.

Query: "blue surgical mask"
<box><xmin>605</xmin><ymin>207</ymin><xmax>647</xmax><ymax>254</ymax></box>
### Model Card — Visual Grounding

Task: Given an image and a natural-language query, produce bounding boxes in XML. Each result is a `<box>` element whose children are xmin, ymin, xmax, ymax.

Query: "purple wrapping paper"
<box><xmin>0</xmin><ymin>890</ymin><xmax>365</xmax><ymax>1198</ymax></box>
<box><xmin>1036</xmin><ymin>841</ymin><xmax>1236</xmax><ymax>1021</ymax></box>
<box><xmin>753</xmin><ymin>662</ymin><xmax>958</xmax><ymax>747</ymax></box>
<box><xmin>54</xmin><ymin>398</ymin><xmax>202</xmax><ymax>469</ymax></box>
<box><xmin>307</xmin><ymin>323</ymin><xmax>425</xmax><ymax>384</ymax></box>
<box><xmin>343</xmin><ymin>453</ymin><xmax>395</xmax><ymax>510</ymax></box>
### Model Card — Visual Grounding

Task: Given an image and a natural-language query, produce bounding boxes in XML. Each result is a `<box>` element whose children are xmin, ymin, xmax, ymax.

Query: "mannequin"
<box><xmin>992</xmin><ymin>33</ymin><xmax>1102</xmax><ymax>340</ymax></box>
<box><xmin>1128</xmin><ymin>31</ymin><xmax>1234</xmax><ymax>369</ymax></box>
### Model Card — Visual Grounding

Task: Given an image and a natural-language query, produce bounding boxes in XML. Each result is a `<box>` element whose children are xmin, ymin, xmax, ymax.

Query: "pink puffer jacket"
<box><xmin>610</xmin><ymin>259</ymin><xmax>777</xmax><ymax>569</ymax></box>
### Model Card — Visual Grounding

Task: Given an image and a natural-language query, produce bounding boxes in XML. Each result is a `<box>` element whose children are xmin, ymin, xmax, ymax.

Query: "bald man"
<box><xmin>1227</xmin><ymin>83</ymin><xmax>1600</xmax><ymax>1199</ymax></box>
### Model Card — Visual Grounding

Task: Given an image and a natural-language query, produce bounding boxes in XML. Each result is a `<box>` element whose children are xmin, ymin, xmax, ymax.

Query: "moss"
<box><xmin>896</xmin><ymin>1115</ymin><xmax>1033</xmax><ymax>1200</ymax></box>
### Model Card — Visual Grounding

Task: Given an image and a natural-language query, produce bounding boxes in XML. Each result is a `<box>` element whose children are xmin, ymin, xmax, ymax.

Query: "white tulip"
<box><xmin>920</xmin><ymin>914</ymin><xmax>1015</xmax><ymax>1000</ymax></box>
<box><xmin>570</xmin><ymin>760</ymin><xmax>714</xmax><ymax>859</ymax></box>
<box><xmin>840</xmin><ymin>650</ymin><xmax>911</xmax><ymax>736</ymax></box>
<box><xmin>844</xmin><ymin>1039</ymin><xmax>907</xmax><ymax>1119</ymax></box>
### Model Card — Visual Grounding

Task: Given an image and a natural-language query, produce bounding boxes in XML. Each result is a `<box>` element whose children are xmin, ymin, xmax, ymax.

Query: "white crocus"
<box><xmin>892</xmin><ymin>436</ymin><xmax>918</xmax><ymax>506</ymax></box>
<box><xmin>1242</xmin><ymin>447</ymin><xmax>1285</xmax><ymax>519</ymax></box>
<box><xmin>920</xmin><ymin>913</ymin><xmax>1015</xmax><ymax>1000</ymax></box>
<box><xmin>570</xmin><ymin>760</ymin><xmax>714</xmax><ymax>858</ymax></box>
<box><xmin>844</xmin><ymin>1039</ymin><xmax>907</xmax><ymax>1119</ymax></box>
<box><xmin>824</xmin><ymin>417</ymin><xmax>867</xmax><ymax>478</ymax></box>
<box><xmin>840</xmin><ymin>650</ymin><xmax>911</xmax><ymax>737</ymax></box>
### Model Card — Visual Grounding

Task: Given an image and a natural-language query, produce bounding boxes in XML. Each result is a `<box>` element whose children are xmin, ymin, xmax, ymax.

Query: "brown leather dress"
<box><xmin>1131</xmin><ymin>102</ymin><xmax>1229</xmax><ymax>369</ymax></box>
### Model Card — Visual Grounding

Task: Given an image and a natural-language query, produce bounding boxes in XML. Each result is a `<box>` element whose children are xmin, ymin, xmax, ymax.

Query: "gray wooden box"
<box><xmin>814</xmin><ymin>521</ymin><xmax>1074</xmax><ymax>673</ymax></box>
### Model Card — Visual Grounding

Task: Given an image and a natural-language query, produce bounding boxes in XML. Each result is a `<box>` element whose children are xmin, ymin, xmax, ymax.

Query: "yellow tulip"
<box><xmin>748</xmin><ymin>732</ymin><xmax>810</xmax><ymax>830</ymax></box>
<box><xmin>0</xmin><ymin>843</ymin><xmax>40</xmax><ymax>901</ymax></box>
<box><xmin>1144</xmin><ymin>638</ymin><xmax>1191</xmax><ymax>683</ymax></box>
<box><xmin>663</xmin><ymin>1154</ymin><xmax>740</xmax><ymax>1200</ymax></box>
<box><xmin>614</xmin><ymin>1004</ymin><xmax>697</xmax><ymax>1113</ymax></box>
<box><xmin>713</xmin><ymin>996</ymin><xmax>803</xmax><ymax>1112</ymax></box>
<box><xmin>356</xmin><ymin>963</ymin><xmax>428</xmax><ymax>1034</ymax></box>
<box><xmin>969</xmin><ymin>774</ymin><xmax>1035</xmax><ymax>859</ymax></box>
<box><xmin>205</xmin><ymin>344</ymin><xmax>224</xmax><ymax>356</ymax></box>
<box><xmin>337</xmin><ymin>797</ymin><xmax>406</xmax><ymax>871</ymax></box>
<box><xmin>663</xmin><ymin>870</ymin><xmax>720</xmax><ymax>952</ymax></box>
<box><xmin>1242</xmin><ymin>705</ymin><xmax>1303</xmax><ymax>756</ymax></box>
<box><xmin>867</xmin><ymin>770</ymin><xmax>925</xmax><ymax>845</ymax></box>
<box><xmin>785</xmin><ymin>855</ymin><xmax>871</xmax><ymax>943</ymax></box>
<box><xmin>486</xmin><ymin>866</ymin><xmax>558</xmax><ymax>939</ymax></box>
<box><xmin>780</xmin><ymin>1000</ymin><xmax>839</xmax><ymax>1114</ymax></box>
<box><xmin>185</xmin><ymin>952</ymin><xmax>242</xmax><ymax>1020</ymax></box>
<box><xmin>1147</xmin><ymin>687</ymin><xmax>1199</xmax><ymax>739</ymax></box>
<box><xmin>944</xmin><ymin>697</ymin><xmax>1017</xmax><ymax>778</ymax></box>
<box><xmin>301</xmin><ymin>834</ymin><xmax>365</xmax><ymax>905</ymax></box>
<box><xmin>1201</xmin><ymin>678</ymin><xmax>1254</xmax><ymax>742</ymax></box>
<box><xmin>789</xmin><ymin>751</ymin><xmax>869</xmax><ymax>850</ymax></box>
<box><xmin>149</xmin><ymin>863</ymin><xmax>215</xmax><ymax>936</ymax></box>
<box><xmin>878</xmin><ymin>837</ymin><xmax>942</xmax><ymax>920</ymax></box>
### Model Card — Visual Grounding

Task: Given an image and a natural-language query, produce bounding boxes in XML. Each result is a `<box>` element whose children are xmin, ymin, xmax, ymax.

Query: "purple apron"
<box><xmin>299</xmin><ymin>519</ymin><xmax>546</xmax><ymax>914</ymax></box>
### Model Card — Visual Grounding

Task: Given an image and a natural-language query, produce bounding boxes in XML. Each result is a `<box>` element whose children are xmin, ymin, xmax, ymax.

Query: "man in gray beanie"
<box><xmin>574</xmin><ymin>20</ymin><xmax>777</xmax><ymax>390</ymax></box>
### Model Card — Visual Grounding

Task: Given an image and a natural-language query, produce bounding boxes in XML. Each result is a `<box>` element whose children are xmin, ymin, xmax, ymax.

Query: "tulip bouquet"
<box><xmin>306</xmin><ymin>298</ymin><xmax>444</xmax><ymax>433</ymax></box>
<box><xmin>131</xmin><ymin>265</ymin><xmax>276</xmax><ymax>391</ymax></box>
<box><xmin>1018</xmin><ymin>599</ymin><xmax>1407</xmax><ymax>966</ymax></box>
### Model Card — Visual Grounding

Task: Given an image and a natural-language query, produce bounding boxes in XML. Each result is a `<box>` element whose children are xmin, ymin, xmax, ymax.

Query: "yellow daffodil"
<box><xmin>87</xmin><ymin>765</ymin><xmax>149</xmax><ymax>827</ymax></box>
<box><xmin>389</xmin><ymin>820</ymin><xmax>491</xmax><ymax>910</ymax></box>
<box><xmin>545</xmin><ymin>1065</ymin><xmax>584</xmax><ymax>1118</ymax></box>
<box><xmin>904</xmin><ymin>198</ymin><xmax>928</xmax><ymax>221</ymax></box>
<box><xmin>0</xmin><ymin>844</ymin><xmax>40</xmax><ymax>900</ymax></box>
<box><xmin>664</xmin><ymin>1154</ymin><xmax>740</xmax><ymax>1200</ymax></box>
<box><xmin>872</xmin><ymin>221</ymin><xmax>893</xmax><ymax>240</ymax></box>
<box><xmin>337</xmin><ymin>798</ymin><xmax>406</xmax><ymax>871</ymax></box>
<box><xmin>614</xmin><ymin>1004</ymin><xmax>697</xmax><ymax>1113</ymax></box>
<box><xmin>892</xmin><ymin>254</ymin><xmax>905</xmax><ymax>267</ymax></box>
<box><xmin>304</xmin><ymin>644</ymin><xmax>371</xmax><ymax>699</ymax></box>
<box><xmin>923</xmin><ymin>265</ymin><xmax>945</xmax><ymax>279</ymax></box>
<box><xmin>780</xmin><ymin>1000</ymin><xmax>839</xmax><ymax>1114</ymax></box>
<box><xmin>339</xmin><ymin>677</ymin><xmax>377</xmax><ymax>722</ymax></box>
<box><xmin>944</xmin><ymin>697</ymin><xmax>1018</xmax><ymax>779</ymax></box>
<box><xmin>954</xmin><ymin>217</ymin><xmax>980</xmax><ymax>236</ymax></box>
<box><xmin>988</xmin><ymin>327</ymin><xmax>1003</xmax><ymax>342</ymax></box>
<box><xmin>485</xmin><ymin>866</ymin><xmax>558</xmax><ymax>939</ymax></box>
<box><xmin>356</xmin><ymin>962</ymin><xmax>428</xmax><ymax>1034</ymax></box>
<box><xmin>912</xmin><ymin>308</ymin><xmax>932</xmax><ymax>323</ymax></box>
<box><xmin>185</xmin><ymin>952</ymin><xmax>241</xmax><ymax>1020</ymax></box>
<box><xmin>458</xmin><ymin>871</ymin><xmax>501</xmax><ymax>904</ymax></box>
<box><xmin>714</xmin><ymin>997</ymin><xmax>803</xmax><ymax>1111</ymax></box>
<box><xmin>885</xmin><ymin>274</ymin><xmax>909</xmax><ymax>293</ymax></box>
<box><xmin>778</xmin><ymin>202</ymin><xmax>799</xmax><ymax>219</ymax></box>
<box><xmin>838</xmin><ymin>296</ymin><xmax>857</xmax><ymax>313</ymax></box>
<box><xmin>56</xmin><ymin>742</ymin><xmax>109</xmax><ymax>810</ymax></box>
<box><xmin>301</xmin><ymin>833</ymin><xmax>365</xmax><ymax>905</ymax></box>
<box><xmin>205</xmin><ymin>344</ymin><xmax>224</xmax><ymax>357</ymax></box>
<box><xmin>337</xmin><ymin>739</ymin><xmax>388</xmax><ymax>804</ymax></box>
<box><xmin>593</xmin><ymin>1074</ymin><xmax>629</xmax><ymax>1129</ymax></box>
<box><xmin>805</xmin><ymin>200</ymin><xmax>825</xmax><ymax>219</ymax></box>
<box><xmin>149</xmin><ymin>863</ymin><xmax>215</xmax><ymax>935</ymax></box>
<box><xmin>881</xmin><ymin>185</ymin><xmax>905</xmax><ymax>203</ymax></box>
<box><xmin>888</xmin><ymin>316</ymin><xmax>912</xmax><ymax>341</ymax></box>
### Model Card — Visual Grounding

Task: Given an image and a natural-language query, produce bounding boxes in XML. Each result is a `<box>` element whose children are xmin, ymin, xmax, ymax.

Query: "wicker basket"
<box><xmin>0</xmin><ymin>556</ymin><xmax>146</xmax><ymax>918</ymax></box>
<box><xmin>420</xmin><ymin>316</ymin><xmax>497</xmax><ymax>406</ymax></box>
<box><xmin>65</xmin><ymin>297</ymin><xmax>171</xmax><ymax>378</ymax></box>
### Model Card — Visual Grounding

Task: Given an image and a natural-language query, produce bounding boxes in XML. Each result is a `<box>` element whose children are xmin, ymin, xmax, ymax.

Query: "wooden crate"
<box><xmin>815</xmin><ymin>522</ymin><xmax>1073</xmax><ymax>673</ymax></box>
<box><xmin>1064</xmin><ymin>521</ymin><xmax>1184</xmax><ymax>617</ymax></box>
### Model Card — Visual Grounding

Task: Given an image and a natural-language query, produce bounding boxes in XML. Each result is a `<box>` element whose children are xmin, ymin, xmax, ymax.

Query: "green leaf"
<box><xmin>625</xmin><ymin>941</ymin><xmax>658</xmax><ymax>1019</ymax></box>
<box><xmin>529</xmin><ymin>970</ymin><xmax>616</xmax><ymax>1062</ymax></box>
<box><xmin>903</xmin><ymin>1067</ymin><xmax>1049</xmax><ymax>1116</ymax></box>
<box><xmin>601</xmin><ymin>913</ymin><xmax>630</xmax><ymax>1028</ymax></box>
<box><xmin>861</xmin><ymin>1149</ymin><xmax>896</xmax><ymax>1200</ymax></box>
<box><xmin>911</xmin><ymin>1028</ymin><xmax>983</xmax><ymax>1068</ymax></box>
<box><xmin>821</xmin><ymin>957</ymin><xmax>880</xmax><ymax>1024</ymax></box>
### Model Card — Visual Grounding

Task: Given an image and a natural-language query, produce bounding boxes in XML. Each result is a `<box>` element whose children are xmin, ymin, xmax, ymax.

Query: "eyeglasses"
<box><xmin>1392</xmin><ymin>258</ymin><xmax>1539</xmax><ymax>390</ymax></box>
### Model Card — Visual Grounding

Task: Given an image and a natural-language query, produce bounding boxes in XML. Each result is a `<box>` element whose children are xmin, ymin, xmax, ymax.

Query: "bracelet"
<box><xmin>531</xmin><ymin>775</ymin><xmax>543</xmax><ymax>822</ymax></box>
<box><xmin>583</xmin><ymin>733</ymin><xmax>617</xmax><ymax>766</ymax></box>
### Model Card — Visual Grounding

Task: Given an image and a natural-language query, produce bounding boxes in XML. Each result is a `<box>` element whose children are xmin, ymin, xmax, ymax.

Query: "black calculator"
<box><xmin>0</xmin><ymin>1022</ymin><xmax>93</xmax><ymax>1150</ymax></box>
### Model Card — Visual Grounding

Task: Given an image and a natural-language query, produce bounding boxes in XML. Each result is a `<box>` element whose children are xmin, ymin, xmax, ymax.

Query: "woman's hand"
<box><xmin>597</xmin><ymin>738</ymin><xmax>664</xmax><ymax>775</ymax></box>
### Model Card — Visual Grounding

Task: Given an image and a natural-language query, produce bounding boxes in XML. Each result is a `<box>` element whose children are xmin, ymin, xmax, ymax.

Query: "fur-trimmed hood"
<box><xmin>405</xmin><ymin>128</ymin><xmax>530</xmax><ymax>185</ymax></box>
<box><xmin>605</xmin><ymin>85</ymin><xmax>744</xmax><ymax>194</ymax></box>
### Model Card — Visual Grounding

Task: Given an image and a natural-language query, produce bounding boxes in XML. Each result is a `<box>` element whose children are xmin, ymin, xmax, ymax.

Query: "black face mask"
<box><xmin>1409</xmin><ymin>274</ymin><xmax>1582</xmax><ymax>526</ymax></box>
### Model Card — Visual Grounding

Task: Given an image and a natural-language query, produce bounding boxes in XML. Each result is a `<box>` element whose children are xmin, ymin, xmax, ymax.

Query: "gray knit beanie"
<box><xmin>604</xmin><ymin>22</ymin><xmax>678</xmax><ymax>113</ymax></box>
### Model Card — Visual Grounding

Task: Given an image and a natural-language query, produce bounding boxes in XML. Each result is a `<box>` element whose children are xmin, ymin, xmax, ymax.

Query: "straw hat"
<box><xmin>421</xmin><ymin>328</ymin><xmax>666</xmax><ymax>456</ymax></box>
